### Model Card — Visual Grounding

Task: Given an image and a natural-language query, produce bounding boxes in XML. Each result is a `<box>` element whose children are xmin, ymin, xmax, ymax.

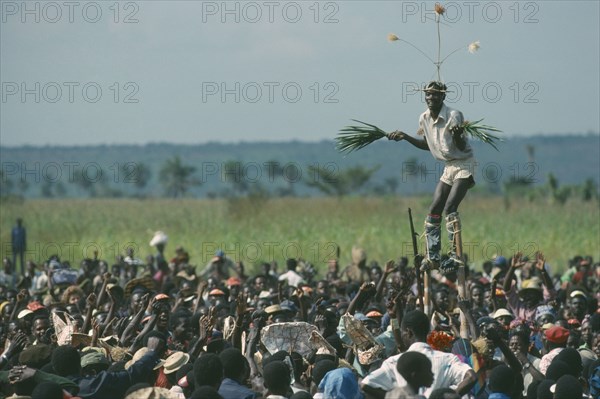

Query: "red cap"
<box><xmin>545</xmin><ymin>326</ymin><xmax>570</xmax><ymax>344</ymax></box>
<box><xmin>154</xmin><ymin>293</ymin><xmax>170</xmax><ymax>302</ymax></box>
<box><xmin>226</xmin><ymin>277</ymin><xmax>241</xmax><ymax>287</ymax></box>
<box><xmin>27</xmin><ymin>301</ymin><xmax>45</xmax><ymax>312</ymax></box>
<box><xmin>209</xmin><ymin>289</ymin><xmax>225</xmax><ymax>296</ymax></box>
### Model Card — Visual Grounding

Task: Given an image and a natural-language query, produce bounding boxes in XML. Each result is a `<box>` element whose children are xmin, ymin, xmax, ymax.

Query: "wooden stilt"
<box><xmin>453</xmin><ymin>217</ymin><xmax>469</xmax><ymax>339</ymax></box>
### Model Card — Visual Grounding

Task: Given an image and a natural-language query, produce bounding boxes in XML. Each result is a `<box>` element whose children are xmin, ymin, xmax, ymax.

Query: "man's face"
<box><xmin>33</xmin><ymin>318</ymin><xmax>50</xmax><ymax>342</ymax></box>
<box><xmin>570</xmin><ymin>297</ymin><xmax>587</xmax><ymax>317</ymax></box>
<box><xmin>509</xmin><ymin>334</ymin><xmax>526</xmax><ymax>354</ymax></box>
<box><xmin>537</xmin><ymin>314</ymin><xmax>554</xmax><ymax>327</ymax></box>
<box><xmin>471</xmin><ymin>288</ymin><xmax>483</xmax><ymax>307</ymax></box>
<box><xmin>425</xmin><ymin>90</ymin><xmax>445</xmax><ymax>112</ymax></box>
<box><xmin>130</xmin><ymin>292</ymin><xmax>144</xmax><ymax>313</ymax></box>
<box><xmin>254</xmin><ymin>277</ymin><xmax>266</xmax><ymax>292</ymax></box>
<box><xmin>435</xmin><ymin>291</ymin><xmax>450</xmax><ymax>311</ymax></box>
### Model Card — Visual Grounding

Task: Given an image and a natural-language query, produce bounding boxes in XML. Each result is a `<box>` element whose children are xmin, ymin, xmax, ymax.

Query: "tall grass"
<box><xmin>1</xmin><ymin>197</ymin><xmax>597</xmax><ymax>275</ymax></box>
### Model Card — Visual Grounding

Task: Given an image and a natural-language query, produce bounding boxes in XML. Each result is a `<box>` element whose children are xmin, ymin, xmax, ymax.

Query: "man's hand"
<box><xmin>511</xmin><ymin>252</ymin><xmax>525</xmax><ymax>269</ymax></box>
<box><xmin>384</xmin><ymin>260</ymin><xmax>397</xmax><ymax>276</ymax></box>
<box><xmin>86</xmin><ymin>292</ymin><xmax>97</xmax><ymax>309</ymax></box>
<box><xmin>16</xmin><ymin>289</ymin><xmax>28</xmax><ymax>304</ymax></box>
<box><xmin>4</xmin><ymin>332</ymin><xmax>28</xmax><ymax>359</ymax></box>
<box><xmin>8</xmin><ymin>365</ymin><xmax>36</xmax><ymax>384</ymax></box>
<box><xmin>450</xmin><ymin>125</ymin><xmax>464</xmax><ymax>137</ymax></box>
<box><xmin>457</xmin><ymin>297</ymin><xmax>471</xmax><ymax>312</ymax></box>
<box><xmin>103</xmin><ymin>272</ymin><xmax>112</xmax><ymax>282</ymax></box>
<box><xmin>387</xmin><ymin>131</ymin><xmax>406</xmax><ymax>141</ymax></box>
<box><xmin>534</xmin><ymin>251</ymin><xmax>546</xmax><ymax>271</ymax></box>
<box><xmin>314</xmin><ymin>314</ymin><xmax>327</xmax><ymax>333</ymax></box>
<box><xmin>236</xmin><ymin>293</ymin><xmax>248</xmax><ymax>317</ymax></box>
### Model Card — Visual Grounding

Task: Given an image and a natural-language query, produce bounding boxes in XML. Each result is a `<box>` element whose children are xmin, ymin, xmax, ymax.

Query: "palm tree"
<box><xmin>159</xmin><ymin>156</ymin><xmax>200</xmax><ymax>198</ymax></box>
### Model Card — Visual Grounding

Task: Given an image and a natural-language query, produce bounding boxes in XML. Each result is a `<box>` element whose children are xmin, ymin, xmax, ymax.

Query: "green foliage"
<box><xmin>305</xmin><ymin>165</ymin><xmax>380</xmax><ymax>196</ymax></box>
<box><xmin>159</xmin><ymin>156</ymin><xmax>200</xmax><ymax>198</ymax></box>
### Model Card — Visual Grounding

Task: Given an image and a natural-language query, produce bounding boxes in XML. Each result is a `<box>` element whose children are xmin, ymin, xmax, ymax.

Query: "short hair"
<box><xmin>546</xmin><ymin>360</ymin><xmax>570</xmax><ymax>381</ymax></box>
<box><xmin>219</xmin><ymin>348</ymin><xmax>246</xmax><ymax>379</ymax></box>
<box><xmin>536</xmin><ymin>379</ymin><xmax>554</xmax><ymax>399</ymax></box>
<box><xmin>312</xmin><ymin>359</ymin><xmax>337</xmax><ymax>386</ymax></box>
<box><xmin>554</xmin><ymin>347</ymin><xmax>583</xmax><ymax>376</ymax></box>
<box><xmin>396</xmin><ymin>351</ymin><xmax>431</xmax><ymax>381</ymax></box>
<box><xmin>142</xmin><ymin>330</ymin><xmax>167</xmax><ymax>347</ymax></box>
<box><xmin>286</xmin><ymin>258</ymin><xmax>297</xmax><ymax>271</ymax></box>
<box><xmin>51</xmin><ymin>345</ymin><xmax>81</xmax><ymax>376</ymax></box>
<box><xmin>401</xmin><ymin>310</ymin><xmax>430</xmax><ymax>337</ymax></box>
<box><xmin>554</xmin><ymin>374</ymin><xmax>583</xmax><ymax>399</ymax></box>
<box><xmin>263</xmin><ymin>360</ymin><xmax>291</xmax><ymax>392</ymax></box>
<box><xmin>194</xmin><ymin>353</ymin><xmax>223</xmax><ymax>387</ymax></box>
<box><xmin>489</xmin><ymin>365</ymin><xmax>514</xmax><ymax>394</ymax></box>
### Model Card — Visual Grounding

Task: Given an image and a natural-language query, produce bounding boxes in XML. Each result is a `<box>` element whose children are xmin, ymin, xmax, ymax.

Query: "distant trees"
<box><xmin>159</xmin><ymin>156</ymin><xmax>200</xmax><ymax>198</ymax></box>
<box><xmin>305</xmin><ymin>164</ymin><xmax>380</xmax><ymax>196</ymax></box>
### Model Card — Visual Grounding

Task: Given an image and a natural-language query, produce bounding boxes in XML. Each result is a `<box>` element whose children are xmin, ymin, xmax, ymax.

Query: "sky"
<box><xmin>1</xmin><ymin>0</ymin><xmax>599</xmax><ymax>146</ymax></box>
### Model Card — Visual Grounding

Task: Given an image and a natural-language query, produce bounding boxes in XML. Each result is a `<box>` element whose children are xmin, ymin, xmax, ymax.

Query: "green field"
<box><xmin>1</xmin><ymin>197</ymin><xmax>598</xmax><ymax>275</ymax></box>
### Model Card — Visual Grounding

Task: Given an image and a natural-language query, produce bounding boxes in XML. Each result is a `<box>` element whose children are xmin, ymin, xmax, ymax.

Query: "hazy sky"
<box><xmin>1</xmin><ymin>0</ymin><xmax>599</xmax><ymax>146</ymax></box>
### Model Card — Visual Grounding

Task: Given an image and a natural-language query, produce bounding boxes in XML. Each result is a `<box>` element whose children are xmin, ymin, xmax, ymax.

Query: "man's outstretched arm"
<box><xmin>388</xmin><ymin>131</ymin><xmax>429</xmax><ymax>151</ymax></box>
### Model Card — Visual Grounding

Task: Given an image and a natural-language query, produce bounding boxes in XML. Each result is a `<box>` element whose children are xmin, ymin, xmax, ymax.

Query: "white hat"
<box><xmin>17</xmin><ymin>309</ymin><xmax>33</xmax><ymax>319</ymax></box>
<box><xmin>492</xmin><ymin>308</ymin><xmax>514</xmax><ymax>320</ymax></box>
<box><xmin>149</xmin><ymin>231</ymin><xmax>168</xmax><ymax>247</ymax></box>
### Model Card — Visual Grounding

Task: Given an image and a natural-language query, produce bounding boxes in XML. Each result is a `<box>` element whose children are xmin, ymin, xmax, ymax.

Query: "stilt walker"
<box><xmin>335</xmin><ymin>4</ymin><xmax>501</xmax><ymax>325</ymax></box>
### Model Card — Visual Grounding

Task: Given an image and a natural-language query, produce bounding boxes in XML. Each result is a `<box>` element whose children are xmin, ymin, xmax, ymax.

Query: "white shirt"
<box><xmin>539</xmin><ymin>347</ymin><xmax>563</xmax><ymax>375</ymax></box>
<box><xmin>419</xmin><ymin>103</ymin><xmax>473</xmax><ymax>162</ymax></box>
<box><xmin>361</xmin><ymin>342</ymin><xmax>472</xmax><ymax>397</ymax></box>
<box><xmin>278</xmin><ymin>270</ymin><xmax>305</xmax><ymax>287</ymax></box>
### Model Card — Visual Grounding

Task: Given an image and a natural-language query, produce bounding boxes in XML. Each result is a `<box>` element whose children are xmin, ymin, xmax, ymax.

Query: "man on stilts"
<box><xmin>388</xmin><ymin>81</ymin><xmax>476</xmax><ymax>274</ymax></box>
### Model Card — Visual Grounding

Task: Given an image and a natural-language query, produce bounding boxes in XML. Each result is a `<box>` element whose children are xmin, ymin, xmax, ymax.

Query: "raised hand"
<box><xmin>4</xmin><ymin>332</ymin><xmax>28</xmax><ymax>359</ymax></box>
<box><xmin>86</xmin><ymin>293</ymin><xmax>97</xmax><ymax>309</ymax></box>
<box><xmin>534</xmin><ymin>251</ymin><xmax>546</xmax><ymax>271</ymax></box>
<box><xmin>510</xmin><ymin>252</ymin><xmax>525</xmax><ymax>269</ymax></box>
<box><xmin>384</xmin><ymin>260</ymin><xmax>397</xmax><ymax>275</ymax></box>
<box><xmin>359</xmin><ymin>282</ymin><xmax>375</xmax><ymax>293</ymax></box>
<box><xmin>16</xmin><ymin>289</ymin><xmax>28</xmax><ymax>304</ymax></box>
<box><xmin>236</xmin><ymin>293</ymin><xmax>248</xmax><ymax>317</ymax></box>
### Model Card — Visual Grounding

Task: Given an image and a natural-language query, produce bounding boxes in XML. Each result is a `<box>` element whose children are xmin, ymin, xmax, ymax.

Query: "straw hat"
<box><xmin>125</xmin><ymin>347</ymin><xmax>164</xmax><ymax>370</ymax></box>
<box><xmin>163</xmin><ymin>351</ymin><xmax>190</xmax><ymax>375</ymax></box>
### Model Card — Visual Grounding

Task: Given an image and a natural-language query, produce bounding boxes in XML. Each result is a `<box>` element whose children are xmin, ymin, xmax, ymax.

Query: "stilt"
<box><xmin>451</xmin><ymin>215</ymin><xmax>469</xmax><ymax>339</ymax></box>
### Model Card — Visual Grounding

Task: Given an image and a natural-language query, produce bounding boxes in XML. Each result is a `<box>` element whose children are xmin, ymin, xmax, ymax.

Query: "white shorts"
<box><xmin>440</xmin><ymin>158</ymin><xmax>476</xmax><ymax>187</ymax></box>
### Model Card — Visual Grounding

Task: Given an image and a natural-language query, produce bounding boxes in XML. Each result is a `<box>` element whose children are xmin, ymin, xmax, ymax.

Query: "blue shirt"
<box><xmin>218</xmin><ymin>377</ymin><xmax>257</xmax><ymax>399</ymax></box>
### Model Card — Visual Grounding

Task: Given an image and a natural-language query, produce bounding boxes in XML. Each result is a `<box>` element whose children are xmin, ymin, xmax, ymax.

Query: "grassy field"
<box><xmin>1</xmin><ymin>196</ymin><xmax>598</xmax><ymax>275</ymax></box>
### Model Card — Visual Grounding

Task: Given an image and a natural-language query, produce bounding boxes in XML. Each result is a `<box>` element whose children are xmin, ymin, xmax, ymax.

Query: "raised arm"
<box><xmin>534</xmin><ymin>252</ymin><xmax>553</xmax><ymax>290</ymax></box>
<box><xmin>503</xmin><ymin>252</ymin><xmax>524</xmax><ymax>293</ymax></box>
<box><xmin>375</xmin><ymin>260</ymin><xmax>395</xmax><ymax>303</ymax></box>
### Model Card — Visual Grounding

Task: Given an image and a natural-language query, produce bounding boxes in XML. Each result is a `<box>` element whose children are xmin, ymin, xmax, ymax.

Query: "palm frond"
<box><xmin>336</xmin><ymin>120</ymin><xmax>389</xmax><ymax>154</ymax></box>
<box><xmin>461</xmin><ymin>119</ymin><xmax>502</xmax><ymax>151</ymax></box>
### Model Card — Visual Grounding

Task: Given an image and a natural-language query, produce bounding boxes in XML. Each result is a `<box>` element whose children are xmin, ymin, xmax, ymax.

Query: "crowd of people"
<box><xmin>0</xmin><ymin>229</ymin><xmax>598</xmax><ymax>399</ymax></box>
